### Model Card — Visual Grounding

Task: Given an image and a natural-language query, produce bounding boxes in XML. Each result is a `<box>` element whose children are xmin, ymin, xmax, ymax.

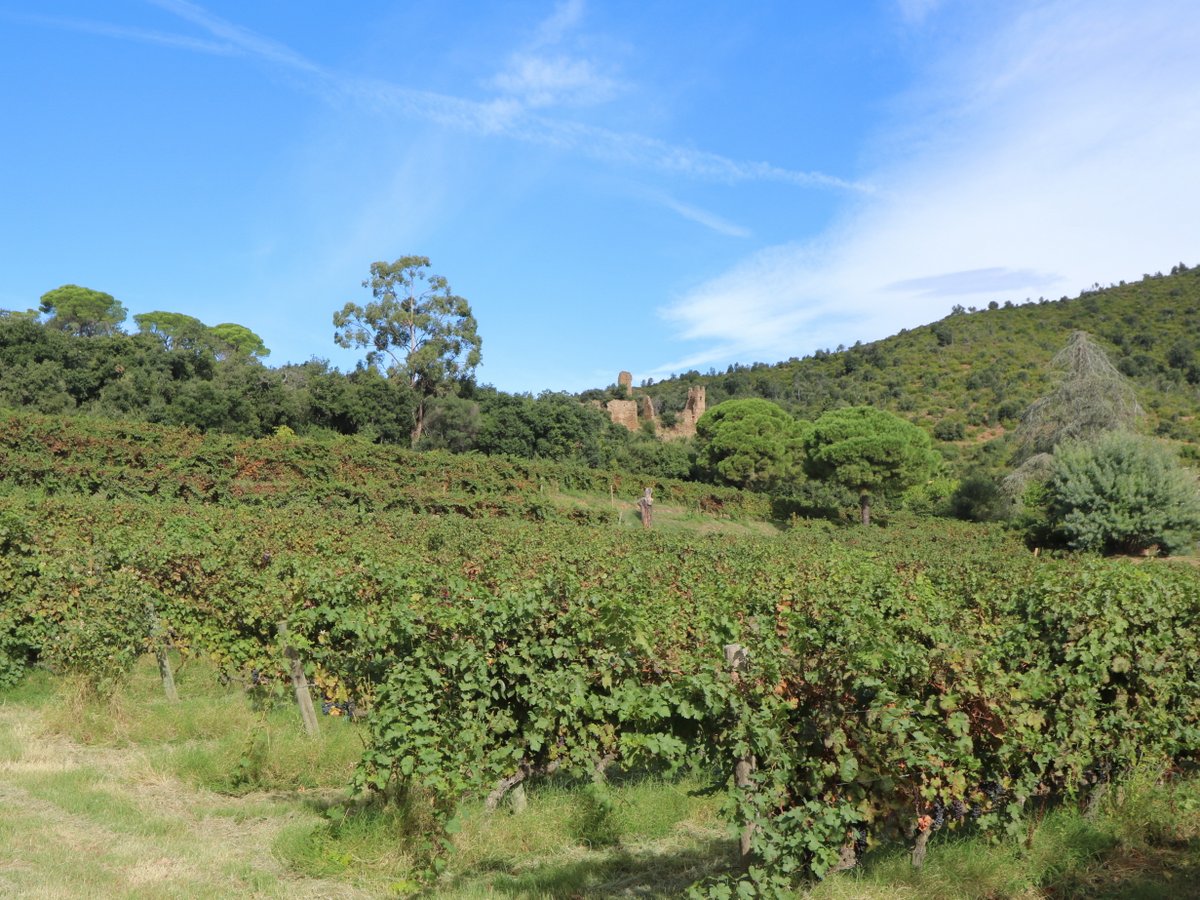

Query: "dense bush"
<box><xmin>950</xmin><ymin>472</ymin><xmax>1009</xmax><ymax>522</ymax></box>
<box><xmin>0</xmin><ymin>508</ymin><xmax>38</xmax><ymax>687</ymax></box>
<box><xmin>1047</xmin><ymin>432</ymin><xmax>1200</xmax><ymax>555</ymax></box>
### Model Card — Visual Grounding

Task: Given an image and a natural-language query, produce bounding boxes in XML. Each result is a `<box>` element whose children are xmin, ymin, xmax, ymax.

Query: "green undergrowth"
<box><xmin>273</xmin><ymin>770</ymin><xmax>735</xmax><ymax>896</ymax></box>
<box><xmin>805</xmin><ymin>768</ymin><xmax>1200</xmax><ymax>900</ymax></box>
<box><xmin>41</xmin><ymin>654</ymin><xmax>363</xmax><ymax>795</ymax></box>
<box><xmin>552</xmin><ymin>486</ymin><xmax>782</xmax><ymax>536</ymax></box>
<box><xmin>3</xmin><ymin>658</ymin><xmax>1198</xmax><ymax>897</ymax></box>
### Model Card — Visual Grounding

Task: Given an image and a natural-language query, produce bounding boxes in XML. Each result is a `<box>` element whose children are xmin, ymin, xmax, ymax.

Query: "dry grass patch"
<box><xmin>0</xmin><ymin>677</ymin><xmax>370</xmax><ymax>898</ymax></box>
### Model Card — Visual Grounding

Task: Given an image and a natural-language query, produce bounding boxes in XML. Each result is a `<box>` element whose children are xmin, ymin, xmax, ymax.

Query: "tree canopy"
<box><xmin>39</xmin><ymin>285</ymin><xmax>127</xmax><ymax>336</ymax></box>
<box><xmin>135</xmin><ymin>312</ymin><xmax>269</xmax><ymax>360</ymax></box>
<box><xmin>134</xmin><ymin>311</ymin><xmax>211</xmax><ymax>353</ymax></box>
<box><xmin>333</xmin><ymin>256</ymin><xmax>481</xmax><ymax>445</ymax></box>
<box><xmin>476</xmin><ymin>392</ymin><xmax>615</xmax><ymax>467</ymax></box>
<box><xmin>804</xmin><ymin>406</ymin><xmax>939</xmax><ymax>525</ymax></box>
<box><xmin>694</xmin><ymin>398</ymin><xmax>805</xmax><ymax>490</ymax></box>
<box><xmin>209</xmin><ymin>323</ymin><xmax>270</xmax><ymax>360</ymax></box>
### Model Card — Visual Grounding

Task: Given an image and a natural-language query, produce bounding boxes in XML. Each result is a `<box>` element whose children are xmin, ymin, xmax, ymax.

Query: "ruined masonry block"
<box><xmin>606</xmin><ymin>399</ymin><xmax>639</xmax><ymax>432</ymax></box>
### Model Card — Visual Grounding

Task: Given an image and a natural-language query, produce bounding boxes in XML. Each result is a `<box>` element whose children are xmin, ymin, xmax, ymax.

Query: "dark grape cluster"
<box><xmin>321</xmin><ymin>700</ymin><xmax>356</xmax><ymax>717</ymax></box>
<box><xmin>852</xmin><ymin>825</ymin><xmax>868</xmax><ymax>861</ymax></box>
<box><xmin>981</xmin><ymin>780</ymin><xmax>1005</xmax><ymax>802</ymax></box>
<box><xmin>962</xmin><ymin>780</ymin><xmax>1007</xmax><ymax>820</ymax></box>
<box><xmin>929</xmin><ymin>799</ymin><xmax>946</xmax><ymax>829</ymax></box>
<box><xmin>1083</xmin><ymin>761</ymin><xmax>1113</xmax><ymax>785</ymax></box>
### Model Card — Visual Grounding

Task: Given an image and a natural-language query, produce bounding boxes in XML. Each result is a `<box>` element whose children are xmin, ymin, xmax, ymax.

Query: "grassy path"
<box><xmin>0</xmin><ymin>701</ymin><xmax>368</xmax><ymax>899</ymax></box>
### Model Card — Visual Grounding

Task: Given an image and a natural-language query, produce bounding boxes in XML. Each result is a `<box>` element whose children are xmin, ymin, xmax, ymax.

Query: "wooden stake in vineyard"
<box><xmin>145</xmin><ymin>604</ymin><xmax>178</xmax><ymax>702</ymax></box>
<box><xmin>277</xmin><ymin>621</ymin><xmax>320</xmax><ymax>737</ymax></box>
<box><xmin>725</xmin><ymin>642</ymin><xmax>757</xmax><ymax>860</ymax></box>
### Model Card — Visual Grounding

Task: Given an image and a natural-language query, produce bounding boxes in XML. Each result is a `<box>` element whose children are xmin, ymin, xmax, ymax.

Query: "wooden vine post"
<box><xmin>724</xmin><ymin>642</ymin><xmax>757</xmax><ymax>860</ymax></box>
<box><xmin>277</xmin><ymin>621</ymin><xmax>320</xmax><ymax>737</ymax></box>
<box><xmin>156</xmin><ymin>644</ymin><xmax>179</xmax><ymax>703</ymax></box>
<box><xmin>146</xmin><ymin>604</ymin><xmax>178</xmax><ymax>702</ymax></box>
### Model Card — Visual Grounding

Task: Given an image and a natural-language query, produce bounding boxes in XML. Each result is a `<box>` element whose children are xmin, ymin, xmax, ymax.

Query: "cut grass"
<box><xmin>6</xmin><ymin>766</ymin><xmax>180</xmax><ymax>838</ymax></box>
<box><xmin>0</xmin><ymin>702</ymin><xmax>369</xmax><ymax>897</ymax></box>
<box><xmin>39</xmin><ymin>654</ymin><xmax>364</xmax><ymax>796</ymax></box>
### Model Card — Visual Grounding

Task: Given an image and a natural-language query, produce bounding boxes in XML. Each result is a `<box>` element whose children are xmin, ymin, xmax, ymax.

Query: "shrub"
<box><xmin>1046</xmin><ymin>432</ymin><xmax>1200</xmax><ymax>555</ymax></box>
<box><xmin>933</xmin><ymin>418</ymin><xmax>966</xmax><ymax>441</ymax></box>
<box><xmin>950</xmin><ymin>473</ymin><xmax>1009</xmax><ymax>522</ymax></box>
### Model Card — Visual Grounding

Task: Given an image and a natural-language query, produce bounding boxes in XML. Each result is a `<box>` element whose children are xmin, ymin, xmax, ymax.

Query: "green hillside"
<box><xmin>637</xmin><ymin>264</ymin><xmax>1200</xmax><ymax>456</ymax></box>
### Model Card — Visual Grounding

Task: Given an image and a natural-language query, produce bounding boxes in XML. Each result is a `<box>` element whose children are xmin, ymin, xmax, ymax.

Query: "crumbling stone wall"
<box><xmin>659</xmin><ymin>386</ymin><xmax>706</xmax><ymax>441</ymax></box>
<box><xmin>606</xmin><ymin>398</ymin><xmax>639</xmax><ymax>432</ymax></box>
<box><xmin>600</xmin><ymin>372</ymin><xmax>706</xmax><ymax>441</ymax></box>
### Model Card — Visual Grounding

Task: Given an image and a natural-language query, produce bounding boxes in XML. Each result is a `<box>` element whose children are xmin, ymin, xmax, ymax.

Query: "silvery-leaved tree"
<box><xmin>1005</xmin><ymin>330</ymin><xmax>1143</xmax><ymax>499</ymax></box>
<box><xmin>334</xmin><ymin>256</ymin><xmax>482</xmax><ymax>446</ymax></box>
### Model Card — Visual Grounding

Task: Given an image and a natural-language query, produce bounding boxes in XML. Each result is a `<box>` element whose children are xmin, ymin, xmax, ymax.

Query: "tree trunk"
<box><xmin>860</xmin><ymin>492</ymin><xmax>871</xmax><ymax>527</ymax></box>
<box><xmin>1084</xmin><ymin>781</ymin><xmax>1109</xmax><ymax>818</ymax></box>
<box><xmin>827</xmin><ymin>841</ymin><xmax>859</xmax><ymax>875</ymax></box>
<box><xmin>911</xmin><ymin>828</ymin><xmax>930</xmax><ymax>868</ymax></box>
<box><xmin>724</xmin><ymin>643</ymin><xmax>757</xmax><ymax>862</ymax></box>
<box><xmin>638</xmin><ymin>488</ymin><xmax>654</xmax><ymax>529</ymax></box>
<box><xmin>486</xmin><ymin>768</ymin><xmax>528</xmax><ymax>811</ymax></box>
<box><xmin>411</xmin><ymin>397</ymin><xmax>426</xmax><ymax>447</ymax></box>
<box><xmin>486</xmin><ymin>758</ymin><xmax>560</xmax><ymax>812</ymax></box>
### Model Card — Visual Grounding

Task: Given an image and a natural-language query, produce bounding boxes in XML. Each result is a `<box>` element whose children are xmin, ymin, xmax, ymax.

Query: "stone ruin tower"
<box><xmin>605</xmin><ymin>371</ymin><xmax>640</xmax><ymax>431</ymax></box>
<box><xmin>602</xmin><ymin>371</ymin><xmax>706</xmax><ymax>440</ymax></box>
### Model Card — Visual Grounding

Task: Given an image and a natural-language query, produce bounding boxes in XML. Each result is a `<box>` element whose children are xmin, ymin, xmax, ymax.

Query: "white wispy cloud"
<box><xmin>0</xmin><ymin>10</ymin><xmax>239</xmax><ymax>56</ymax></box>
<box><xmin>488</xmin><ymin>0</ymin><xmax>624</xmax><ymax>110</ymax></box>
<box><xmin>15</xmin><ymin>0</ymin><xmax>860</xmax><ymax>195</ymax></box>
<box><xmin>533</xmin><ymin>0</ymin><xmax>587</xmax><ymax>48</ymax></box>
<box><xmin>884</xmin><ymin>267</ymin><xmax>1053</xmax><ymax>298</ymax></box>
<box><xmin>653</xmin><ymin>0</ymin><xmax>1200</xmax><ymax>377</ymax></box>
<box><xmin>651</xmin><ymin>193</ymin><xmax>751</xmax><ymax>238</ymax></box>
<box><xmin>489</xmin><ymin>54</ymin><xmax>622</xmax><ymax>109</ymax></box>
<box><xmin>338</xmin><ymin>72</ymin><xmax>872</xmax><ymax>190</ymax></box>
<box><xmin>144</xmin><ymin>0</ymin><xmax>322</xmax><ymax>74</ymax></box>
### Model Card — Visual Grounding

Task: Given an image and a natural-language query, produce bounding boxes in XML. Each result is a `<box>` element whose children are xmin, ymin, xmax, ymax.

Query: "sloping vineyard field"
<box><xmin>3</xmin><ymin>482</ymin><xmax>1198</xmax><ymax>892</ymax></box>
<box><xmin>0</xmin><ymin>411</ymin><xmax>769</xmax><ymax>520</ymax></box>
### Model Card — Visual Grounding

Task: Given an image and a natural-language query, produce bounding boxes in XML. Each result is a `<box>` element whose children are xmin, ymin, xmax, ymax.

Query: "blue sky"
<box><xmin>2</xmin><ymin>1</ymin><xmax>1198</xmax><ymax>393</ymax></box>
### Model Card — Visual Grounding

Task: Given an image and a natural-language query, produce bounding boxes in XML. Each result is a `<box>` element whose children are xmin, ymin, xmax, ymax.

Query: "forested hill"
<box><xmin>3</xmin><ymin>263</ymin><xmax>1198</xmax><ymax>478</ymax></box>
<box><xmin>634</xmin><ymin>264</ymin><xmax>1200</xmax><ymax>453</ymax></box>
